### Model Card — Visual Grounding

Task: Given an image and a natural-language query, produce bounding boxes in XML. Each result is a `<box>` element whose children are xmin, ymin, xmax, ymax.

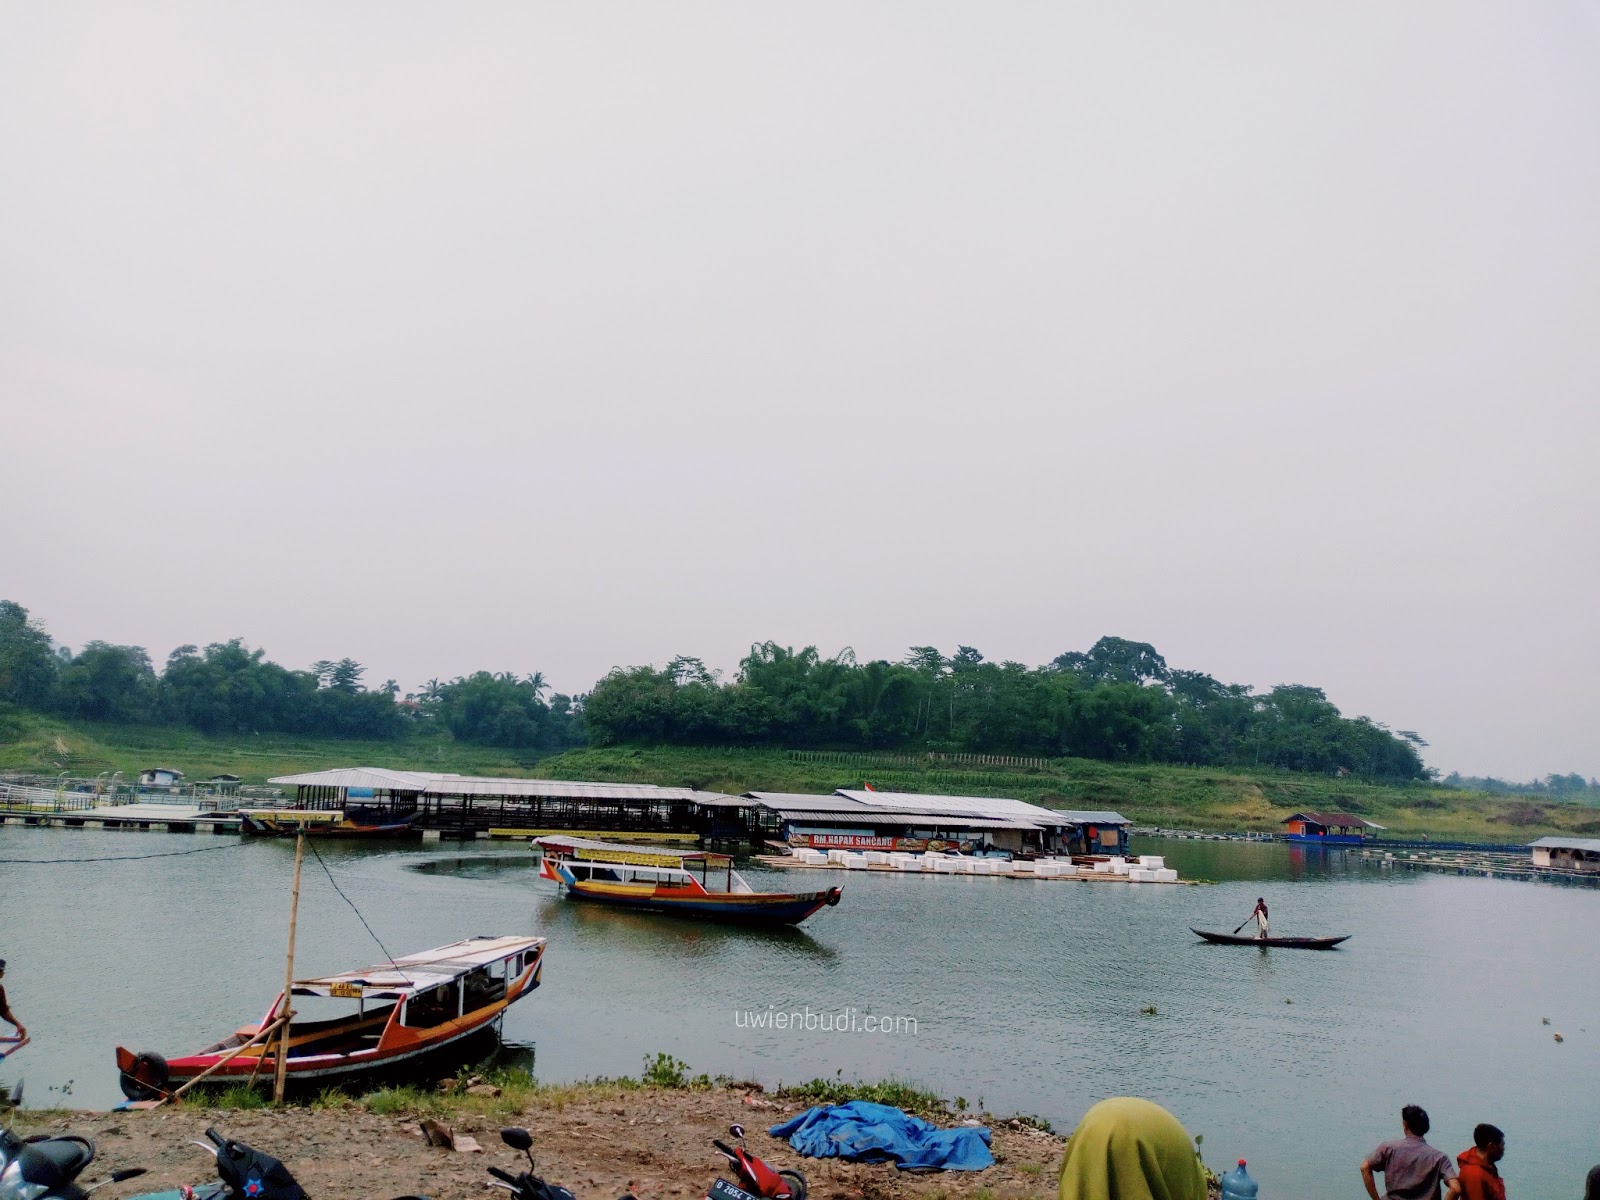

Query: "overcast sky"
<box><xmin>2</xmin><ymin>3</ymin><xmax>1596</xmax><ymax>780</ymax></box>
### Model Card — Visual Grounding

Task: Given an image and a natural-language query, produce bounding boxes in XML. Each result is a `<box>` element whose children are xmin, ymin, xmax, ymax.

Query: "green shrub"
<box><xmin>777</xmin><ymin>1076</ymin><xmax>947</xmax><ymax>1117</ymax></box>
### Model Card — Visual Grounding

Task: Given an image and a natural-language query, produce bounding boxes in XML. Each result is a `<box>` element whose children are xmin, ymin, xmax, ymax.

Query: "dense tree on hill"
<box><xmin>582</xmin><ymin>635</ymin><xmax>1430</xmax><ymax>781</ymax></box>
<box><xmin>0</xmin><ymin>601</ymin><xmax>60</xmax><ymax>708</ymax></box>
<box><xmin>428</xmin><ymin>671</ymin><xmax>584</xmax><ymax>750</ymax></box>
<box><xmin>0</xmin><ymin>598</ymin><xmax>1431</xmax><ymax>778</ymax></box>
<box><xmin>56</xmin><ymin>641</ymin><xmax>158</xmax><ymax>723</ymax></box>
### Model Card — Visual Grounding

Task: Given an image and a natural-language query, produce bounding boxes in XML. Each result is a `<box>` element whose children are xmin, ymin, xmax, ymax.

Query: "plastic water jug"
<box><xmin>1220</xmin><ymin>1160</ymin><xmax>1258</xmax><ymax>1200</ymax></box>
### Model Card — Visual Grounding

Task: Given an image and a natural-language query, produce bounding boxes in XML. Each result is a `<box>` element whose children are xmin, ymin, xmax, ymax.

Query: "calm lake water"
<box><xmin>3</xmin><ymin>826</ymin><xmax>1596</xmax><ymax>1199</ymax></box>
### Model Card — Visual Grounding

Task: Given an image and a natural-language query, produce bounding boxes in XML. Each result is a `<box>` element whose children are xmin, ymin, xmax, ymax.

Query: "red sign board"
<box><xmin>796</xmin><ymin>834</ymin><xmax>974</xmax><ymax>853</ymax></box>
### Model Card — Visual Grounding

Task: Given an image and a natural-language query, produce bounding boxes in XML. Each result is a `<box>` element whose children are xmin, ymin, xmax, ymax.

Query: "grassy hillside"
<box><xmin>3</xmin><ymin>706</ymin><xmax>1594</xmax><ymax>841</ymax></box>
<box><xmin>0</xmin><ymin>706</ymin><xmax>544</xmax><ymax>782</ymax></box>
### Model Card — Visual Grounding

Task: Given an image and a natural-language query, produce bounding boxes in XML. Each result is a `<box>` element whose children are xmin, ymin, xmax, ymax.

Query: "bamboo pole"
<box><xmin>273</xmin><ymin>833</ymin><xmax>305</xmax><ymax>1105</ymax></box>
<box><xmin>150</xmin><ymin>1015</ymin><xmax>288</xmax><ymax>1109</ymax></box>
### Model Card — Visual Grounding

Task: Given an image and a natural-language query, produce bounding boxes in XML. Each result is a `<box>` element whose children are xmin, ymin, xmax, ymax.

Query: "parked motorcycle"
<box><xmin>0</xmin><ymin>1087</ymin><xmax>148</xmax><ymax>1200</ymax></box>
<box><xmin>707</xmin><ymin>1125</ymin><xmax>805</xmax><ymax>1200</ymax></box>
<box><xmin>486</xmin><ymin>1128</ymin><xmax>584</xmax><ymax>1200</ymax></box>
<box><xmin>127</xmin><ymin>1128</ymin><xmax>428</xmax><ymax>1200</ymax></box>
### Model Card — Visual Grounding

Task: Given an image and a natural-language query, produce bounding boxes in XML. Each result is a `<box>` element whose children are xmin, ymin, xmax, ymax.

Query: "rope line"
<box><xmin>303</xmin><ymin>836</ymin><xmax>405</xmax><ymax>977</ymax></box>
<box><xmin>0</xmin><ymin>843</ymin><xmax>244</xmax><ymax>865</ymax></box>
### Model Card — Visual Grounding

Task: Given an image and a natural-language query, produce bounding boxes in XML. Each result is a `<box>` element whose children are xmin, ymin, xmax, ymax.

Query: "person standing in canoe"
<box><xmin>1250</xmin><ymin>897</ymin><xmax>1269</xmax><ymax>940</ymax></box>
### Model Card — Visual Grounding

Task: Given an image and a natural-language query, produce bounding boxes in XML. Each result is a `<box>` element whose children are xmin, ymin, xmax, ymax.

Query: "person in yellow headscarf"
<box><xmin>1058</xmin><ymin>1097</ymin><xmax>1208</xmax><ymax>1200</ymax></box>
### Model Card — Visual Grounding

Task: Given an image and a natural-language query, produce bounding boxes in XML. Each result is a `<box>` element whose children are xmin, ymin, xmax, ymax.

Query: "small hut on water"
<box><xmin>1530</xmin><ymin>836</ymin><xmax>1600</xmax><ymax>873</ymax></box>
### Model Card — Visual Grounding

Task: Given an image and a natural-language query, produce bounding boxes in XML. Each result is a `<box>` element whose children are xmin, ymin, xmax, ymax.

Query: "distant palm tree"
<box><xmin>524</xmin><ymin>671</ymin><xmax>549</xmax><ymax>699</ymax></box>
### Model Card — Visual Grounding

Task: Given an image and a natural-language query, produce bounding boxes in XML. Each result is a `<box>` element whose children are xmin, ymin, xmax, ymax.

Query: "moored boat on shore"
<box><xmin>115</xmin><ymin>935</ymin><xmax>544</xmax><ymax>1100</ymax></box>
<box><xmin>535</xmin><ymin>836</ymin><xmax>841</xmax><ymax>926</ymax></box>
<box><xmin>237</xmin><ymin>807</ymin><xmax>419</xmax><ymax>837</ymax></box>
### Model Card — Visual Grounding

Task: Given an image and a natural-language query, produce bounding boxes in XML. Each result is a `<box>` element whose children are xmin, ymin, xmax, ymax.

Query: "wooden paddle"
<box><xmin>1232</xmin><ymin>914</ymin><xmax>1253</xmax><ymax>935</ymax></box>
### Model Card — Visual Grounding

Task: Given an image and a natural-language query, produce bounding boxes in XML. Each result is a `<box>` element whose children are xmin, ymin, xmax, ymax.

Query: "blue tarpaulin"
<box><xmin>769</xmin><ymin>1101</ymin><xmax>994</xmax><ymax>1172</ymax></box>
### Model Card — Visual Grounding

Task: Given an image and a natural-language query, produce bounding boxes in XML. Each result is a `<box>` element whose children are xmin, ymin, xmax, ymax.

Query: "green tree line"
<box><xmin>583</xmin><ymin>637</ymin><xmax>1433</xmax><ymax>781</ymax></box>
<box><xmin>1</xmin><ymin>599</ymin><xmax>1431</xmax><ymax>778</ymax></box>
<box><xmin>0</xmin><ymin>600</ymin><xmax>581</xmax><ymax>751</ymax></box>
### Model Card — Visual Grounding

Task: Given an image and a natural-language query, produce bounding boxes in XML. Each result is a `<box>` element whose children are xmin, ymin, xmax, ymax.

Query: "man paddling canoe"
<box><xmin>1249</xmin><ymin>897</ymin><xmax>1269</xmax><ymax>940</ymax></box>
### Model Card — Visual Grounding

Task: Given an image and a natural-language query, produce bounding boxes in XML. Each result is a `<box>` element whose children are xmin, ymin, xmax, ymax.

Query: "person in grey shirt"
<box><xmin>1363</xmin><ymin>1105</ymin><xmax>1461</xmax><ymax>1200</ymax></box>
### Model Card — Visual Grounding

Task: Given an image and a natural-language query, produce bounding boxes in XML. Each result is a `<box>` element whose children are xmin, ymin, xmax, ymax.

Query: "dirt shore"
<box><xmin>12</xmin><ymin>1088</ymin><xmax>1069</xmax><ymax>1200</ymax></box>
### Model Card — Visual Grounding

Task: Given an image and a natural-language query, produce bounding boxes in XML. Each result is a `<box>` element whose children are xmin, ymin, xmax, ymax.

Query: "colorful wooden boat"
<box><xmin>535</xmin><ymin>836</ymin><xmax>842</xmax><ymax>926</ymax></box>
<box><xmin>237</xmin><ymin>806</ymin><xmax>419</xmax><ymax>837</ymax></box>
<box><xmin>115</xmin><ymin>935</ymin><xmax>544</xmax><ymax>1100</ymax></box>
<box><xmin>1191</xmin><ymin>928</ymin><xmax>1351</xmax><ymax>950</ymax></box>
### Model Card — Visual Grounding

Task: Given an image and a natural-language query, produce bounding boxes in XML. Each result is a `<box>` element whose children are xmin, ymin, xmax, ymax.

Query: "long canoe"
<box><xmin>1190</xmin><ymin>928</ymin><xmax>1351</xmax><ymax>950</ymax></box>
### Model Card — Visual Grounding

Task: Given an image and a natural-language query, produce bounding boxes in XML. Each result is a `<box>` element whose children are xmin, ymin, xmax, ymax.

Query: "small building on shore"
<box><xmin>1282</xmin><ymin>811</ymin><xmax>1384</xmax><ymax>845</ymax></box>
<box><xmin>138</xmin><ymin>766</ymin><xmax>185</xmax><ymax>787</ymax></box>
<box><xmin>1530</xmin><ymin>836</ymin><xmax>1600</xmax><ymax>873</ymax></box>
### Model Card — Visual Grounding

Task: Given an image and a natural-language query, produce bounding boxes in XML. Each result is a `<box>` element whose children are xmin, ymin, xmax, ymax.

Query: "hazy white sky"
<box><xmin>3</xmin><ymin>3</ymin><xmax>1596</xmax><ymax>779</ymax></box>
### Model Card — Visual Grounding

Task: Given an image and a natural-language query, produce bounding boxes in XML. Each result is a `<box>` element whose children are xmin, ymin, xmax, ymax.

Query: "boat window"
<box><xmin>402</xmin><ymin>983</ymin><xmax>458</xmax><ymax>1028</ymax></box>
<box><xmin>463</xmin><ymin>966</ymin><xmax>506</xmax><ymax>1010</ymax></box>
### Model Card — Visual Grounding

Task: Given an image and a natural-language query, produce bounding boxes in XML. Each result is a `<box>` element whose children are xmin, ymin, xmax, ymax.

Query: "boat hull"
<box><xmin>1190</xmin><ymin>928</ymin><xmax>1351</xmax><ymax>949</ymax></box>
<box><xmin>116</xmin><ymin>938</ymin><xmax>544</xmax><ymax>1099</ymax></box>
<box><xmin>564</xmin><ymin>880</ymin><xmax>841</xmax><ymax>925</ymax></box>
<box><xmin>238</xmin><ymin>810</ymin><xmax>419</xmax><ymax>838</ymax></box>
<box><xmin>117</xmin><ymin>1023</ymin><xmax>504</xmax><ymax>1097</ymax></box>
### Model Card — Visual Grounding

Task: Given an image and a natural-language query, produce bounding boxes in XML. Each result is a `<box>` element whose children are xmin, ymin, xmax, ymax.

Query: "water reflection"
<box><xmin>3</xmin><ymin>827</ymin><xmax>1597</xmax><ymax>1200</ymax></box>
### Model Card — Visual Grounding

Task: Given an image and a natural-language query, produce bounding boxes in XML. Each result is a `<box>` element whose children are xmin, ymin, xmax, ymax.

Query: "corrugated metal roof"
<box><xmin>268</xmin><ymin>767</ymin><xmax>433</xmax><ymax>790</ymax></box>
<box><xmin>1048</xmin><ymin>809</ymin><xmax>1133</xmax><ymax>826</ymax></box>
<box><xmin>781</xmin><ymin>812</ymin><xmax>1042</xmax><ymax>831</ymax></box>
<box><xmin>424</xmin><ymin>777</ymin><xmax>708</xmax><ymax>802</ymax></box>
<box><xmin>836</xmin><ymin>789</ymin><xmax>1067</xmax><ymax>825</ymax></box>
<box><xmin>1284</xmin><ymin>811</ymin><xmax>1376</xmax><ymax>827</ymax></box>
<box><xmin>746</xmin><ymin>792</ymin><xmax>870</xmax><ymax>812</ymax></box>
<box><xmin>266</xmin><ymin>767</ymin><xmax>737</xmax><ymax>806</ymax></box>
<box><xmin>1530</xmin><ymin>836</ymin><xmax>1600</xmax><ymax>852</ymax></box>
<box><xmin>745</xmin><ymin>789</ymin><xmax>1068</xmax><ymax>829</ymax></box>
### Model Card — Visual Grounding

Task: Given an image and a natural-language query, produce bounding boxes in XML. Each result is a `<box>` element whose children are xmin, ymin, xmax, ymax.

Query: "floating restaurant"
<box><xmin>266</xmin><ymin>767</ymin><xmax>745</xmax><ymax>840</ymax></box>
<box><xmin>742</xmin><ymin>789</ymin><xmax>1132</xmax><ymax>856</ymax></box>
<box><xmin>261</xmin><ymin>768</ymin><xmax>1130</xmax><ymax>852</ymax></box>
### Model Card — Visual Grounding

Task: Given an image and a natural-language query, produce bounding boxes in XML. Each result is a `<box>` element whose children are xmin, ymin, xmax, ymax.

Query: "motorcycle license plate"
<box><xmin>708</xmin><ymin>1178</ymin><xmax>760</xmax><ymax>1200</ymax></box>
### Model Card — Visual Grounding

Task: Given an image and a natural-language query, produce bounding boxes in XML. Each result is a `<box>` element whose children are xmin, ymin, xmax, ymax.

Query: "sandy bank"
<box><xmin>12</xmin><ymin>1088</ymin><xmax>1071</xmax><ymax>1200</ymax></box>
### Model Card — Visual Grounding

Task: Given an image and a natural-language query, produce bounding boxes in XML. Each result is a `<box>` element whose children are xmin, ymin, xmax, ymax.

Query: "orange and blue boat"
<box><xmin>535</xmin><ymin>836</ymin><xmax>841</xmax><ymax>927</ymax></box>
<box><xmin>115</xmin><ymin>935</ymin><xmax>544</xmax><ymax>1101</ymax></box>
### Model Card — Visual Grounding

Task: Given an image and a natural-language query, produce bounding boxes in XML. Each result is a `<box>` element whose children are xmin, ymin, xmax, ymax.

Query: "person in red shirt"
<box><xmin>1456</xmin><ymin>1124</ymin><xmax>1506</xmax><ymax>1200</ymax></box>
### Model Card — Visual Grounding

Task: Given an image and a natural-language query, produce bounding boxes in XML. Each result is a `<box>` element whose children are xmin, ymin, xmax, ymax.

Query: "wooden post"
<box><xmin>152</xmin><ymin>1015</ymin><xmax>287</xmax><ymax>1108</ymax></box>
<box><xmin>273</xmin><ymin>832</ymin><xmax>305</xmax><ymax>1104</ymax></box>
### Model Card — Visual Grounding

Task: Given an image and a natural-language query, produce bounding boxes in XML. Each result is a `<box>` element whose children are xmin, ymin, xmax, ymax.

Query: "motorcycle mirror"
<box><xmin>112</xmin><ymin>1169</ymin><xmax>149</xmax><ymax>1182</ymax></box>
<box><xmin>500</xmin><ymin>1128</ymin><xmax>533</xmax><ymax>1152</ymax></box>
<box><xmin>7</xmin><ymin>1082</ymin><xmax>22</xmax><ymax>1107</ymax></box>
<box><xmin>729</xmin><ymin>1124</ymin><xmax>745</xmax><ymax>1140</ymax></box>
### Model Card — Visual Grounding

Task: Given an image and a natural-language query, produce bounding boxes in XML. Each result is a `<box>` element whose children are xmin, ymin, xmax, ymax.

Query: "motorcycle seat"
<box><xmin>16</xmin><ymin>1136</ymin><xmax>95</xmax><ymax>1188</ymax></box>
